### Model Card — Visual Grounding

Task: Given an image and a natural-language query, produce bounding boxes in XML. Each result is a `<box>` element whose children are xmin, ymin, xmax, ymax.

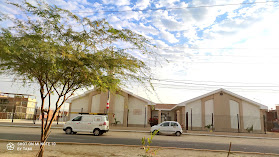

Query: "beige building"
<box><xmin>176</xmin><ymin>88</ymin><xmax>268</xmax><ymax>133</ymax></box>
<box><xmin>68</xmin><ymin>88</ymin><xmax>268</xmax><ymax>133</ymax></box>
<box><xmin>25</xmin><ymin>98</ymin><xmax>37</xmax><ymax>119</ymax></box>
<box><xmin>0</xmin><ymin>92</ymin><xmax>37</xmax><ymax>119</ymax></box>
<box><xmin>67</xmin><ymin>89</ymin><xmax>155</xmax><ymax>127</ymax></box>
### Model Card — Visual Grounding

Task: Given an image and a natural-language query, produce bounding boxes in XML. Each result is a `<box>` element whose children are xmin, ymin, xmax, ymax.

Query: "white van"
<box><xmin>63</xmin><ymin>114</ymin><xmax>109</xmax><ymax>136</ymax></box>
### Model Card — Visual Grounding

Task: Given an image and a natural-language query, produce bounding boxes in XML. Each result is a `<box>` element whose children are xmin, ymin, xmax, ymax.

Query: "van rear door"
<box><xmin>91</xmin><ymin>116</ymin><xmax>103</xmax><ymax>130</ymax></box>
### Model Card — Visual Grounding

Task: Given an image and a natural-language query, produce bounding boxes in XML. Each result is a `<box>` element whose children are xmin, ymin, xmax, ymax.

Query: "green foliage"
<box><xmin>113</xmin><ymin>118</ymin><xmax>120</xmax><ymax>125</ymax></box>
<box><xmin>205</xmin><ymin>124</ymin><xmax>213</xmax><ymax>129</ymax></box>
<box><xmin>0</xmin><ymin>1</ymin><xmax>157</xmax><ymax>156</ymax></box>
<box><xmin>0</xmin><ymin>0</ymin><xmax>156</xmax><ymax>95</ymax></box>
<box><xmin>140</xmin><ymin>130</ymin><xmax>159</xmax><ymax>157</ymax></box>
<box><xmin>246</xmin><ymin>125</ymin><xmax>253</xmax><ymax>133</ymax></box>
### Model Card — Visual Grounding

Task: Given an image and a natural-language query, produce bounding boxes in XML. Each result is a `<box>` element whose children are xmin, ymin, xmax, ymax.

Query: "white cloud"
<box><xmin>102</xmin><ymin>0</ymin><xmax>130</xmax><ymax>6</ymax></box>
<box><xmin>117</xmin><ymin>6</ymin><xmax>141</xmax><ymax>20</ymax></box>
<box><xmin>2</xmin><ymin>0</ymin><xmax>279</xmax><ymax>109</ymax></box>
<box><xmin>154</xmin><ymin>0</ymin><xmax>180</xmax><ymax>8</ymax></box>
<box><xmin>134</xmin><ymin>0</ymin><xmax>150</xmax><ymax>10</ymax></box>
<box><xmin>160</xmin><ymin>29</ymin><xmax>179</xmax><ymax>43</ymax></box>
<box><xmin>137</xmin><ymin>23</ymin><xmax>159</xmax><ymax>35</ymax></box>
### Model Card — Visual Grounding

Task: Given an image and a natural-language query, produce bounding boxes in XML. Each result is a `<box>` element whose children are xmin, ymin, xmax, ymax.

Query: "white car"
<box><xmin>150</xmin><ymin>121</ymin><xmax>183</xmax><ymax>136</ymax></box>
<box><xmin>63</xmin><ymin>114</ymin><xmax>109</xmax><ymax>136</ymax></box>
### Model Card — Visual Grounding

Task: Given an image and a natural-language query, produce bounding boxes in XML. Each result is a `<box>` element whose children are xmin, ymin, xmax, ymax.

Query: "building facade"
<box><xmin>67</xmin><ymin>88</ymin><xmax>268</xmax><ymax>133</ymax></box>
<box><xmin>0</xmin><ymin>92</ymin><xmax>37</xmax><ymax>119</ymax></box>
<box><xmin>176</xmin><ymin>89</ymin><xmax>268</xmax><ymax>133</ymax></box>
<box><xmin>67</xmin><ymin>89</ymin><xmax>155</xmax><ymax>127</ymax></box>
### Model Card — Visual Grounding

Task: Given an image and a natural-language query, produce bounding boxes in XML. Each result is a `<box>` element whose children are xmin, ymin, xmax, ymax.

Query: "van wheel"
<box><xmin>175</xmin><ymin>131</ymin><xmax>181</xmax><ymax>136</ymax></box>
<box><xmin>65</xmin><ymin>128</ymin><xmax>72</xmax><ymax>134</ymax></box>
<box><xmin>93</xmin><ymin>129</ymin><xmax>100</xmax><ymax>136</ymax></box>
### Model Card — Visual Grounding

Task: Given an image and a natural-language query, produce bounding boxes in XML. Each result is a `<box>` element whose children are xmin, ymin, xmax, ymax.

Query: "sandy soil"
<box><xmin>0</xmin><ymin>141</ymin><xmax>277</xmax><ymax>157</ymax></box>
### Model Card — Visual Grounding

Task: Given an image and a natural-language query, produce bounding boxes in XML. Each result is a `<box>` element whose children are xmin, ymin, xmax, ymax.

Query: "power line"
<box><xmin>2</xmin><ymin>77</ymin><xmax>277</xmax><ymax>86</ymax></box>
<box><xmin>151</xmin><ymin>80</ymin><xmax>279</xmax><ymax>88</ymax></box>
<box><xmin>3</xmin><ymin>1</ymin><xmax>278</xmax><ymax>15</ymax></box>
<box><xmin>160</xmin><ymin>47</ymin><xmax>279</xmax><ymax>50</ymax></box>
<box><xmin>151</xmin><ymin>78</ymin><xmax>279</xmax><ymax>86</ymax></box>
<box><xmin>2</xmin><ymin>77</ymin><xmax>279</xmax><ymax>91</ymax></box>
<box><xmin>152</xmin><ymin>85</ymin><xmax>279</xmax><ymax>93</ymax></box>
<box><xmin>150</xmin><ymin>82</ymin><xmax>279</xmax><ymax>91</ymax></box>
<box><xmin>152</xmin><ymin>83</ymin><xmax>279</xmax><ymax>91</ymax></box>
<box><xmin>67</xmin><ymin>1</ymin><xmax>279</xmax><ymax>14</ymax></box>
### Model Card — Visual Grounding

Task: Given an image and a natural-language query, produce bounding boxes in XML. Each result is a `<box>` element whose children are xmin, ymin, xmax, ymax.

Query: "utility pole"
<box><xmin>33</xmin><ymin>103</ymin><xmax>37</xmax><ymax>124</ymax></box>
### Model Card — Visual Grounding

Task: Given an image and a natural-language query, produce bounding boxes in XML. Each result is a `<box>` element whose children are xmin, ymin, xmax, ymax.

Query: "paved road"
<box><xmin>0</xmin><ymin>132</ymin><xmax>278</xmax><ymax>154</ymax></box>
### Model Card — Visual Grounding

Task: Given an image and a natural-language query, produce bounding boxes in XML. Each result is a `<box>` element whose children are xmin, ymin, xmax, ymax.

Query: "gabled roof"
<box><xmin>121</xmin><ymin>89</ymin><xmax>156</xmax><ymax>105</ymax></box>
<box><xmin>177</xmin><ymin>88</ymin><xmax>268</xmax><ymax>110</ymax></box>
<box><xmin>67</xmin><ymin>88</ymin><xmax>156</xmax><ymax>105</ymax></box>
<box><xmin>66</xmin><ymin>89</ymin><xmax>95</xmax><ymax>103</ymax></box>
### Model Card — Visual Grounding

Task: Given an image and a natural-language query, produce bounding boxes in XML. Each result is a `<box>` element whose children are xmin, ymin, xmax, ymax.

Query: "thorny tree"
<box><xmin>0</xmin><ymin>1</ymin><xmax>156</xmax><ymax>156</ymax></box>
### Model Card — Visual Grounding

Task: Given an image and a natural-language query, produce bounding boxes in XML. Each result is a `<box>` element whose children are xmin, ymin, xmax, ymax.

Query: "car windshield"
<box><xmin>72</xmin><ymin>116</ymin><xmax>82</xmax><ymax>121</ymax></box>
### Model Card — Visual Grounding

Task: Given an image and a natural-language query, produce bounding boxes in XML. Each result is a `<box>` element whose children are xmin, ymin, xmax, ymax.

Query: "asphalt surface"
<box><xmin>0</xmin><ymin>132</ymin><xmax>278</xmax><ymax>154</ymax></box>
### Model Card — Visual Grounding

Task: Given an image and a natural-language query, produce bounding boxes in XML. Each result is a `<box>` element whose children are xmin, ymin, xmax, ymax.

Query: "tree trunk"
<box><xmin>38</xmin><ymin>144</ymin><xmax>45</xmax><ymax>157</ymax></box>
<box><xmin>38</xmin><ymin>85</ymin><xmax>46</xmax><ymax>157</ymax></box>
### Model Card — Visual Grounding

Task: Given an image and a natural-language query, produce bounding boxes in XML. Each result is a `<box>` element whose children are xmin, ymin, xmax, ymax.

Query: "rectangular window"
<box><xmin>94</xmin><ymin>117</ymin><xmax>101</xmax><ymax>122</ymax></box>
<box><xmin>161</xmin><ymin>122</ymin><xmax>170</xmax><ymax>127</ymax></box>
<box><xmin>171</xmin><ymin>122</ymin><xmax>178</xmax><ymax>126</ymax></box>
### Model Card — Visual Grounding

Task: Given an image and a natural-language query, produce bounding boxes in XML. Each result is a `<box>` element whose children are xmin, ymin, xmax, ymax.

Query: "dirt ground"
<box><xmin>1</xmin><ymin>141</ymin><xmax>278</xmax><ymax>157</ymax></box>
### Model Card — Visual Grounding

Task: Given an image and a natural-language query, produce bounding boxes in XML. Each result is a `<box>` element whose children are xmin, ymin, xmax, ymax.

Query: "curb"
<box><xmin>0</xmin><ymin>124</ymin><xmax>62</xmax><ymax>129</ymax></box>
<box><xmin>0</xmin><ymin>139</ymin><xmax>279</xmax><ymax>156</ymax></box>
<box><xmin>1</xmin><ymin>124</ymin><xmax>279</xmax><ymax>140</ymax></box>
<box><xmin>183</xmin><ymin>133</ymin><xmax>279</xmax><ymax>140</ymax></box>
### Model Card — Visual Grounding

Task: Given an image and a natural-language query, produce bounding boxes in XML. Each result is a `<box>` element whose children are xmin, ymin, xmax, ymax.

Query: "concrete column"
<box><xmin>158</xmin><ymin>110</ymin><xmax>162</xmax><ymax>124</ymax></box>
<box><xmin>122</xmin><ymin>93</ymin><xmax>129</xmax><ymax>127</ymax></box>
<box><xmin>201</xmin><ymin>100</ymin><xmax>205</xmax><ymax>130</ymax></box>
<box><xmin>181</xmin><ymin>107</ymin><xmax>185</xmax><ymax>130</ymax></box>
<box><xmin>176</xmin><ymin>110</ymin><xmax>181</xmax><ymax>125</ymax></box>
<box><xmin>68</xmin><ymin>102</ymin><xmax>72</xmax><ymax>121</ymax></box>
<box><xmin>239</xmin><ymin>101</ymin><xmax>244</xmax><ymax>132</ymax></box>
<box><xmin>147</xmin><ymin>105</ymin><xmax>151</xmax><ymax>124</ymax></box>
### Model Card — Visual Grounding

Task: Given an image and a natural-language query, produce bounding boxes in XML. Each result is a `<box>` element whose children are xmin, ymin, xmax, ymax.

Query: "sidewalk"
<box><xmin>1</xmin><ymin>119</ymin><xmax>279</xmax><ymax>139</ymax></box>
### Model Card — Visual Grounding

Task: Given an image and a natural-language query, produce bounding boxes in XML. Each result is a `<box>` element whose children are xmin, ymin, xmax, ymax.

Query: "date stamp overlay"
<box><xmin>6</xmin><ymin>142</ymin><xmax>56</xmax><ymax>151</ymax></box>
